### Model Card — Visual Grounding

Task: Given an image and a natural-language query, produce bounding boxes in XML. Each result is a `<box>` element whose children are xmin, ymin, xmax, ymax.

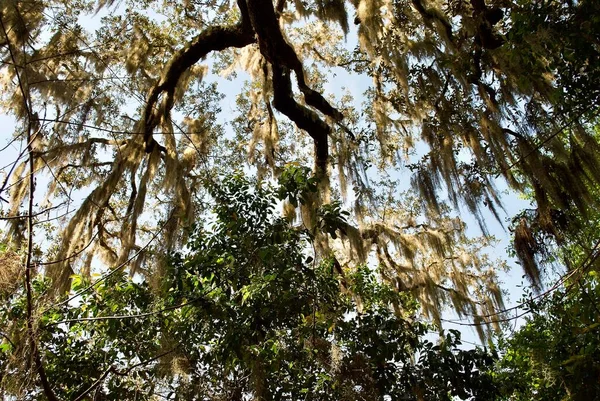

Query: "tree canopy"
<box><xmin>2</xmin><ymin>0</ymin><xmax>599</xmax><ymax>287</ymax></box>
<box><xmin>494</xmin><ymin>270</ymin><xmax>600</xmax><ymax>401</ymax></box>
<box><xmin>1</xmin><ymin>174</ymin><xmax>499</xmax><ymax>400</ymax></box>
<box><xmin>1</xmin><ymin>0</ymin><xmax>600</xmax><ymax>399</ymax></box>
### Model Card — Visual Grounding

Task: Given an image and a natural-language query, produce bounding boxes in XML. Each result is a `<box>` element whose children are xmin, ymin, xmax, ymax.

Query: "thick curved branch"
<box><xmin>271</xmin><ymin>64</ymin><xmax>330</xmax><ymax>173</ymax></box>
<box><xmin>245</xmin><ymin>0</ymin><xmax>347</xmax><ymax>175</ymax></box>
<box><xmin>246</xmin><ymin>0</ymin><xmax>343</xmax><ymax>121</ymax></box>
<box><xmin>143</xmin><ymin>0</ymin><xmax>255</xmax><ymax>152</ymax></box>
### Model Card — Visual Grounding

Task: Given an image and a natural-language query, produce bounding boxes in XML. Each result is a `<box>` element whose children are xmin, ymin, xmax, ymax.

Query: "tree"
<box><xmin>1</xmin><ymin>174</ymin><xmax>499</xmax><ymax>400</ymax></box>
<box><xmin>1</xmin><ymin>0</ymin><xmax>599</xmax><ymax>288</ymax></box>
<box><xmin>1</xmin><ymin>0</ymin><xmax>600</xmax><ymax>397</ymax></box>
<box><xmin>493</xmin><ymin>270</ymin><xmax>600</xmax><ymax>401</ymax></box>
<box><xmin>493</xmin><ymin>122</ymin><xmax>600</xmax><ymax>401</ymax></box>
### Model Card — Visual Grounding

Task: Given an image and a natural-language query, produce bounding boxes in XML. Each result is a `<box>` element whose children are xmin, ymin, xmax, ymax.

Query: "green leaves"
<box><xmin>0</xmin><ymin>174</ymin><xmax>500</xmax><ymax>400</ymax></box>
<box><xmin>277</xmin><ymin>164</ymin><xmax>318</xmax><ymax>207</ymax></box>
<box><xmin>317</xmin><ymin>201</ymin><xmax>349</xmax><ymax>239</ymax></box>
<box><xmin>494</xmin><ymin>271</ymin><xmax>600</xmax><ymax>401</ymax></box>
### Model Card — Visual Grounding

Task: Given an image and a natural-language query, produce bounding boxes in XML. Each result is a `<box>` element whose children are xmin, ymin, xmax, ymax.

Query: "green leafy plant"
<box><xmin>494</xmin><ymin>271</ymin><xmax>600</xmax><ymax>401</ymax></box>
<box><xmin>0</xmin><ymin>175</ymin><xmax>499</xmax><ymax>400</ymax></box>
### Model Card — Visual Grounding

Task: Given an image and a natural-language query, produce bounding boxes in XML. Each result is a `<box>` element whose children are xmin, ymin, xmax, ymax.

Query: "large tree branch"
<box><xmin>271</xmin><ymin>64</ymin><xmax>331</xmax><ymax>174</ymax></box>
<box><xmin>246</xmin><ymin>0</ymin><xmax>342</xmax><ymax>121</ymax></box>
<box><xmin>142</xmin><ymin>0</ymin><xmax>255</xmax><ymax>152</ymax></box>
<box><xmin>245</xmin><ymin>0</ymin><xmax>347</xmax><ymax>175</ymax></box>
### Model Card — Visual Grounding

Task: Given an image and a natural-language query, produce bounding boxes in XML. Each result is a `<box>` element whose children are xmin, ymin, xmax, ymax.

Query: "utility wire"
<box><xmin>441</xmin><ymin>237</ymin><xmax>600</xmax><ymax>326</ymax></box>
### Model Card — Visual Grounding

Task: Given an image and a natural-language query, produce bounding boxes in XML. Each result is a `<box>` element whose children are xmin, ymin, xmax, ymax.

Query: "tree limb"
<box><xmin>245</xmin><ymin>0</ymin><xmax>348</xmax><ymax>175</ymax></box>
<box><xmin>142</xmin><ymin>0</ymin><xmax>255</xmax><ymax>152</ymax></box>
<box><xmin>271</xmin><ymin>64</ymin><xmax>331</xmax><ymax>174</ymax></box>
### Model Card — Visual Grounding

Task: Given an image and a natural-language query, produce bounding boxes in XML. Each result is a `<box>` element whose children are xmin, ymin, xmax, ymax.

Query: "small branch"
<box><xmin>0</xmin><ymin>128</ymin><xmax>26</xmax><ymax>152</ymax></box>
<box><xmin>39</xmin><ymin>154</ymin><xmax>73</xmax><ymax>203</ymax></box>
<box><xmin>31</xmin><ymin>208</ymin><xmax>77</xmax><ymax>225</ymax></box>
<box><xmin>72</xmin><ymin>347</ymin><xmax>178</xmax><ymax>401</ymax></box>
<box><xmin>112</xmin><ymin>347</ymin><xmax>177</xmax><ymax>377</ymax></box>
<box><xmin>35</xmin><ymin>117</ymin><xmax>144</xmax><ymax>137</ymax></box>
<box><xmin>25</xmin><ymin>45</ymin><xmax>102</xmax><ymax>65</ymax></box>
<box><xmin>35</xmin><ymin>231</ymin><xmax>98</xmax><ymax>266</ymax></box>
<box><xmin>0</xmin><ymin>202</ymin><xmax>67</xmax><ymax>220</ymax></box>
<box><xmin>0</xmin><ymin>127</ymin><xmax>41</xmax><ymax>201</ymax></box>
<box><xmin>445</xmin><ymin>238</ymin><xmax>600</xmax><ymax>327</ymax></box>
<box><xmin>310</xmin><ymin>46</ymin><xmax>368</xmax><ymax>68</ymax></box>
<box><xmin>72</xmin><ymin>365</ymin><xmax>112</xmax><ymax>401</ymax></box>
<box><xmin>43</xmin><ymin>295</ymin><xmax>207</xmax><ymax>327</ymax></box>
<box><xmin>0</xmin><ymin>331</ymin><xmax>15</xmax><ymax>348</ymax></box>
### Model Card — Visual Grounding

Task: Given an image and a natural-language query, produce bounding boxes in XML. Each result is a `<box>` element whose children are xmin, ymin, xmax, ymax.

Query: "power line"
<box><xmin>441</xmin><ymin>237</ymin><xmax>600</xmax><ymax>326</ymax></box>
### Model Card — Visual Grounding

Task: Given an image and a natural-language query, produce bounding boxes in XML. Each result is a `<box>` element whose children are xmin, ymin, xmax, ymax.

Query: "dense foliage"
<box><xmin>1</xmin><ymin>175</ymin><xmax>498</xmax><ymax>400</ymax></box>
<box><xmin>494</xmin><ymin>271</ymin><xmax>600</xmax><ymax>401</ymax></box>
<box><xmin>2</xmin><ymin>0</ymin><xmax>600</xmax><ymax>399</ymax></box>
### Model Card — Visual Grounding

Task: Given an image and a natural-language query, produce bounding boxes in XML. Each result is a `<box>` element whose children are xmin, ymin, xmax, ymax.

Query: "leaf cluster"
<box><xmin>494</xmin><ymin>272</ymin><xmax>600</xmax><ymax>401</ymax></box>
<box><xmin>0</xmin><ymin>175</ymin><xmax>499</xmax><ymax>400</ymax></box>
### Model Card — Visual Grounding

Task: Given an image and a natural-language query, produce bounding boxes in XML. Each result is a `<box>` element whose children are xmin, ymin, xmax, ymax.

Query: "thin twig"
<box><xmin>0</xmin><ymin>129</ymin><xmax>26</xmax><ymax>152</ymax></box>
<box><xmin>43</xmin><ymin>295</ymin><xmax>204</xmax><ymax>327</ymax></box>
<box><xmin>0</xmin><ymin>202</ymin><xmax>67</xmax><ymax>220</ymax></box>
<box><xmin>72</xmin><ymin>347</ymin><xmax>178</xmax><ymax>401</ymax></box>
<box><xmin>0</xmin><ymin>331</ymin><xmax>15</xmax><ymax>348</ymax></box>
<box><xmin>441</xmin><ymin>237</ymin><xmax>600</xmax><ymax>326</ymax></box>
<box><xmin>35</xmin><ymin>231</ymin><xmax>98</xmax><ymax>266</ymax></box>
